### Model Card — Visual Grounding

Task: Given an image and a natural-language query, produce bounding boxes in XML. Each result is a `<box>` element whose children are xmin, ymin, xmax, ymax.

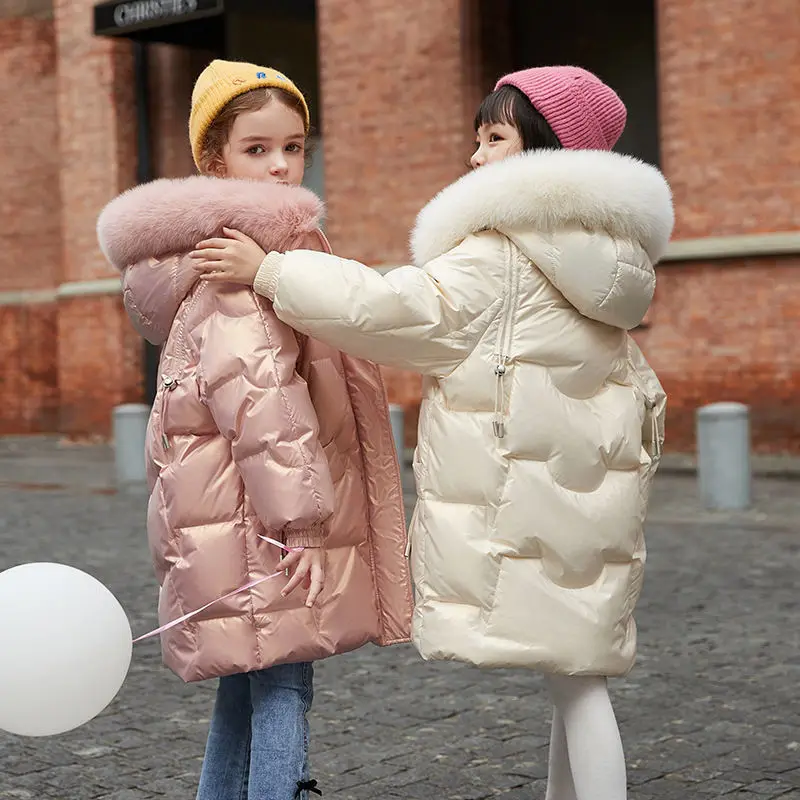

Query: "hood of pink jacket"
<box><xmin>97</xmin><ymin>177</ymin><xmax>412</xmax><ymax>681</ymax></box>
<box><xmin>96</xmin><ymin>177</ymin><xmax>324</xmax><ymax>345</ymax></box>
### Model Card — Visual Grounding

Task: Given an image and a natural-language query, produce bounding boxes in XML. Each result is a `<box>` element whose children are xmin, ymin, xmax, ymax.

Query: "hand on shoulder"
<box><xmin>190</xmin><ymin>227</ymin><xmax>265</xmax><ymax>285</ymax></box>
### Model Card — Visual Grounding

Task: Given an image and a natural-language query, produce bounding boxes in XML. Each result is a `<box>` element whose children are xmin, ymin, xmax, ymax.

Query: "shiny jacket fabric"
<box><xmin>257</xmin><ymin>149</ymin><xmax>673</xmax><ymax>676</ymax></box>
<box><xmin>97</xmin><ymin>177</ymin><xmax>412</xmax><ymax>682</ymax></box>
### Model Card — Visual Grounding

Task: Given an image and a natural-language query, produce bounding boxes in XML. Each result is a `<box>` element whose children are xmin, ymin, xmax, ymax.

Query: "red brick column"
<box><xmin>0</xmin><ymin>11</ymin><xmax>61</xmax><ymax>433</ymax></box>
<box><xmin>647</xmin><ymin>0</ymin><xmax>800</xmax><ymax>453</ymax></box>
<box><xmin>317</xmin><ymin>0</ymin><xmax>488</xmax><ymax>446</ymax></box>
<box><xmin>317</xmin><ymin>0</ymin><xmax>482</xmax><ymax>263</ymax></box>
<box><xmin>53</xmin><ymin>0</ymin><xmax>142</xmax><ymax>437</ymax></box>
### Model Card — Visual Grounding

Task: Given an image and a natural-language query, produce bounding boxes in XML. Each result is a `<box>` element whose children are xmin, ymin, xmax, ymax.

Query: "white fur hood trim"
<box><xmin>410</xmin><ymin>149</ymin><xmax>674</xmax><ymax>266</ymax></box>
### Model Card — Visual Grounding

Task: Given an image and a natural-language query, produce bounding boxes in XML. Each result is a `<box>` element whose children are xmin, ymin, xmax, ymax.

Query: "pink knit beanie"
<box><xmin>495</xmin><ymin>66</ymin><xmax>626</xmax><ymax>151</ymax></box>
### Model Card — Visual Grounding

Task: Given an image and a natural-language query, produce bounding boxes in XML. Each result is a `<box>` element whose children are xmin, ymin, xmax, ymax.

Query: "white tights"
<box><xmin>543</xmin><ymin>675</ymin><xmax>627</xmax><ymax>800</ymax></box>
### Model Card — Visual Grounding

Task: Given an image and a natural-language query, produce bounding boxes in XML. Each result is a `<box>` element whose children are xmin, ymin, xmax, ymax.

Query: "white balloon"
<box><xmin>0</xmin><ymin>563</ymin><xmax>132</xmax><ymax>737</ymax></box>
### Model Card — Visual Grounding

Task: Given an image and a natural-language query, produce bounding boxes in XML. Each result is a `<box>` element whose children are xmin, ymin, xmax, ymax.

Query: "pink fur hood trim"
<box><xmin>97</xmin><ymin>176</ymin><xmax>324</xmax><ymax>271</ymax></box>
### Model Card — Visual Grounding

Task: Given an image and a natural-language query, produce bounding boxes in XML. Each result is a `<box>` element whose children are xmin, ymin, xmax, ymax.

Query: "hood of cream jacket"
<box><xmin>411</xmin><ymin>147</ymin><xmax>673</xmax><ymax>330</ymax></box>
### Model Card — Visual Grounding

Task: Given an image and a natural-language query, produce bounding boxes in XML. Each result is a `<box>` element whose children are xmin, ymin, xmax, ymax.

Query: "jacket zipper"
<box><xmin>158</xmin><ymin>283</ymin><xmax>203</xmax><ymax>452</ymax></box>
<box><xmin>646</xmin><ymin>394</ymin><xmax>661</xmax><ymax>458</ymax></box>
<box><xmin>629</xmin><ymin>369</ymin><xmax>661</xmax><ymax>458</ymax></box>
<box><xmin>160</xmin><ymin>375</ymin><xmax>179</xmax><ymax>450</ymax></box>
<box><xmin>493</xmin><ymin>239</ymin><xmax>519</xmax><ymax>439</ymax></box>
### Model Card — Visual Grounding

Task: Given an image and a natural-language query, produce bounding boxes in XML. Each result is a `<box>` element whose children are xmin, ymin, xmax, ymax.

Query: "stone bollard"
<box><xmin>389</xmin><ymin>404</ymin><xmax>405</xmax><ymax>466</ymax></box>
<box><xmin>112</xmin><ymin>404</ymin><xmax>149</xmax><ymax>491</ymax></box>
<box><xmin>696</xmin><ymin>402</ymin><xmax>751</xmax><ymax>511</ymax></box>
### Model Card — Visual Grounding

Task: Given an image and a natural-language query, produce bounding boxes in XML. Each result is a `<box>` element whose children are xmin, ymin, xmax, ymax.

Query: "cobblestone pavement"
<box><xmin>1</xmin><ymin>438</ymin><xmax>800</xmax><ymax>799</ymax></box>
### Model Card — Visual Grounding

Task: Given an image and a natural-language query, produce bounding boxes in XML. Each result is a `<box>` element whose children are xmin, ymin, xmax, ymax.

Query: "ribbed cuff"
<box><xmin>253</xmin><ymin>252</ymin><xmax>285</xmax><ymax>300</ymax></box>
<box><xmin>284</xmin><ymin>523</ymin><xmax>325</xmax><ymax>549</ymax></box>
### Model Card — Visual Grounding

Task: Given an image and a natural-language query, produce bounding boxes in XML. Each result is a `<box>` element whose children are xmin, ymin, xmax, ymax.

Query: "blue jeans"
<box><xmin>197</xmin><ymin>662</ymin><xmax>315</xmax><ymax>800</ymax></box>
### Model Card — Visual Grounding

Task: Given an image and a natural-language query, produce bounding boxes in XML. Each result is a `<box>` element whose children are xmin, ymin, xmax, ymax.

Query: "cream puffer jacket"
<box><xmin>254</xmin><ymin>149</ymin><xmax>673</xmax><ymax>676</ymax></box>
<box><xmin>97</xmin><ymin>178</ymin><xmax>412</xmax><ymax>682</ymax></box>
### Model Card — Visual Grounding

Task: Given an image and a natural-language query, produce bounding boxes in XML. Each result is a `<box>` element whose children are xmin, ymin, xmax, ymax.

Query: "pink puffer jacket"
<box><xmin>97</xmin><ymin>177</ymin><xmax>412</xmax><ymax>682</ymax></box>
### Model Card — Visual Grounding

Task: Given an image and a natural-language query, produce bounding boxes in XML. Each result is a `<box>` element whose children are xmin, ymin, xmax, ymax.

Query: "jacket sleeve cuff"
<box><xmin>284</xmin><ymin>523</ymin><xmax>325</xmax><ymax>549</ymax></box>
<box><xmin>253</xmin><ymin>252</ymin><xmax>285</xmax><ymax>300</ymax></box>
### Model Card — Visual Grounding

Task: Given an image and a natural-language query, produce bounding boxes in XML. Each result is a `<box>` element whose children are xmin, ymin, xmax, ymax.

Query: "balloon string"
<box><xmin>133</xmin><ymin>536</ymin><xmax>303</xmax><ymax>644</ymax></box>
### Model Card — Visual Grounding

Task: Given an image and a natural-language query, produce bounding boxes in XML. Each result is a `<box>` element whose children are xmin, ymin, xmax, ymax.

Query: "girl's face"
<box><xmin>218</xmin><ymin>100</ymin><xmax>306</xmax><ymax>184</ymax></box>
<box><xmin>470</xmin><ymin>121</ymin><xmax>523</xmax><ymax>169</ymax></box>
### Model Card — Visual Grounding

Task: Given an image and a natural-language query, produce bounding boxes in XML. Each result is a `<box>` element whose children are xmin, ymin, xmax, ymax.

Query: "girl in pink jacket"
<box><xmin>97</xmin><ymin>60</ymin><xmax>412</xmax><ymax>800</ymax></box>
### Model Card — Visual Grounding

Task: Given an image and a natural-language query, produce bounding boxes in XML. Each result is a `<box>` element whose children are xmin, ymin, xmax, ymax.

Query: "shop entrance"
<box><xmin>93</xmin><ymin>0</ymin><xmax>321</xmax><ymax>403</ymax></box>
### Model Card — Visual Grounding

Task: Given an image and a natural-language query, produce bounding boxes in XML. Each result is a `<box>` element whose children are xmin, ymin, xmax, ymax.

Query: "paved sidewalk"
<box><xmin>1</xmin><ymin>437</ymin><xmax>800</xmax><ymax>799</ymax></box>
<box><xmin>1</xmin><ymin>436</ymin><xmax>798</xmax><ymax>529</ymax></box>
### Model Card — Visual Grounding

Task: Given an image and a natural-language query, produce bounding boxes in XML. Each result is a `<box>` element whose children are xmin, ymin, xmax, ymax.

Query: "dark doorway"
<box><xmin>479</xmin><ymin>0</ymin><xmax>660</xmax><ymax>166</ymax></box>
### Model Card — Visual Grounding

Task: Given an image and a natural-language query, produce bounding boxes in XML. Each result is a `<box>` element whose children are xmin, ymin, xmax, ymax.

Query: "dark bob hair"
<box><xmin>474</xmin><ymin>84</ymin><xmax>562</xmax><ymax>152</ymax></box>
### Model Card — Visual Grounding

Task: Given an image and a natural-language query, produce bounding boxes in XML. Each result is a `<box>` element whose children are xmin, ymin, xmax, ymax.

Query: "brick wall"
<box><xmin>0</xmin><ymin>10</ymin><xmax>60</xmax><ymax>432</ymax></box>
<box><xmin>0</xmin><ymin>303</ymin><xmax>59</xmax><ymax>434</ymax></box>
<box><xmin>0</xmin><ymin>2</ymin><xmax>144</xmax><ymax>438</ymax></box>
<box><xmin>53</xmin><ymin>0</ymin><xmax>141</xmax><ymax>437</ymax></box>
<box><xmin>1</xmin><ymin>0</ymin><xmax>797</xmax><ymax>453</ymax></box>
<box><xmin>0</xmin><ymin>12</ymin><xmax>60</xmax><ymax>293</ymax></box>
<box><xmin>658</xmin><ymin>0</ymin><xmax>800</xmax><ymax>239</ymax></box>
<box><xmin>635</xmin><ymin>257</ymin><xmax>800</xmax><ymax>454</ymax></box>
<box><xmin>56</xmin><ymin>295</ymin><xmax>144</xmax><ymax>435</ymax></box>
<box><xmin>54</xmin><ymin>0</ymin><xmax>137</xmax><ymax>283</ymax></box>
<box><xmin>651</xmin><ymin>0</ymin><xmax>800</xmax><ymax>454</ymax></box>
<box><xmin>317</xmin><ymin>0</ymin><xmax>492</xmax><ymax>443</ymax></box>
<box><xmin>316</xmin><ymin>0</ymin><xmax>484</xmax><ymax>265</ymax></box>
<box><xmin>323</xmin><ymin>0</ymin><xmax>800</xmax><ymax>455</ymax></box>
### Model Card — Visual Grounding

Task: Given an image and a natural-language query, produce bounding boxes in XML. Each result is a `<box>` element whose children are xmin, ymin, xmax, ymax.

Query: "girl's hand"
<box><xmin>279</xmin><ymin>547</ymin><xmax>325</xmax><ymax>608</ymax></box>
<box><xmin>190</xmin><ymin>227</ymin><xmax>264</xmax><ymax>285</ymax></box>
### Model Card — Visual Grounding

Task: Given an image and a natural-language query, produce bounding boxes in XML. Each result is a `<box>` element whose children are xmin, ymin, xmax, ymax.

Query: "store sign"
<box><xmin>94</xmin><ymin>0</ymin><xmax>223</xmax><ymax>35</ymax></box>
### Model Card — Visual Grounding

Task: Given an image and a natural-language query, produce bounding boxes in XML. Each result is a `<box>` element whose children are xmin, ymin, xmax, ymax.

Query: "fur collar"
<box><xmin>97</xmin><ymin>176</ymin><xmax>323</xmax><ymax>270</ymax></box>
<box><xmin>410</xmin><ymin>149</ymin><xmax>674</xmax><ymax>266</ymax></box>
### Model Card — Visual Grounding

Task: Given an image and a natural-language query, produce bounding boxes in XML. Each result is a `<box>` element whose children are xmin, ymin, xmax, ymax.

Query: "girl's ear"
<box><xmin>211</xmin><ymin>158</ymin><xmax>226</xmax><ymax>178</ymax></box>
<box><xmin>202</xmin><ymin>152</ymin><xmax>226</xmax><ymax>178</ymax></box>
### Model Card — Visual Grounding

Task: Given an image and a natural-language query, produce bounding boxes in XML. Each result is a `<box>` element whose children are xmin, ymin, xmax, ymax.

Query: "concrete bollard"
<box><xmin>112</xmin><ymin>404</ymin><xmax>149</xmax><ymax>490</ymax></box>
<box><xmin>389</xmin><ymin>404</ymin><xmax>405</xmax><ymax>465</ymax></box>
<box><xmin>696</xmin><ymin>402</ymin><xmax>751</xmax><ymax>511</ymax></box>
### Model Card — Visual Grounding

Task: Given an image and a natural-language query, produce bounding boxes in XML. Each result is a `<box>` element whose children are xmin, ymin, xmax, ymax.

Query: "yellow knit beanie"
<box><xmin>189</xmin><ymin>59</ymin><xmax>310</xmax><ymax>171</ymax></box>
